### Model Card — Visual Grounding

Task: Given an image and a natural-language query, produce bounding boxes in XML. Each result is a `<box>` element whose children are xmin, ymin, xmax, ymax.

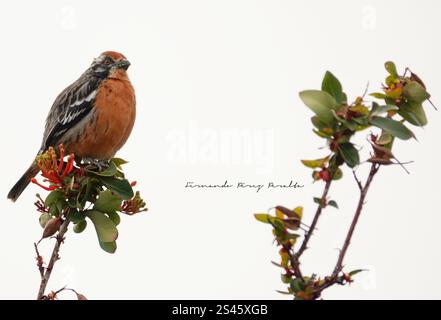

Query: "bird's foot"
<box><xmin>82</xmin><ymin>158</ymin><xmax>110</xmax><ymax>172</ymax></box>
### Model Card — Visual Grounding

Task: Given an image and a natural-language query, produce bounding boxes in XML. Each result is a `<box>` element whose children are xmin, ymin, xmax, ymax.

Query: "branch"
<box><xmin>332</xmin><ymin>163</ymin><xmax>380</xmax><ymax>277</ymax></box>
<box><xmin>352</xmin><ymin>170</ymin><xmax>363</xmax><ymax>191</ymax></box>
<box><xmin>36</xmin><ymin>219</ymin><xmax>70</xmax><ymax>300</ymax></box>
<box><xmin>33</xmin><ymin>243</ymin><xmax>44</xmax><ymax>280</ymax></box>
<box><xmin>294</xmin><ymin>179</ymin><xmax>332</xmax><ymax>260</ymax></box>
<box><xmin>309</xmin><ymin>164</ymin><xmax>380</xmax><ymax>296</ymax></box>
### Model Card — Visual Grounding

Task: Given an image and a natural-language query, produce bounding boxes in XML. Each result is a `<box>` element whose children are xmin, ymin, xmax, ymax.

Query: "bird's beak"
<box><xmin>114</xmin><ymin>59</ymin><xmax>131</xmax><ymax>70</ymax></box>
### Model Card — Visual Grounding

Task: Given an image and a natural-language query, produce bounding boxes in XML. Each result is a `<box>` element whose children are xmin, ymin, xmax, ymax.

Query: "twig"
<box><xmin>307</xmin><ymin>164</ymin><xmax>380</xmax><ymax>296</ymax></box>
<box><xmin>361</xmin><ymin>82</ymin><xmax>370</xmax><ymax>99</ymax></box>
<box><xmin>37</xmin><ymin>219</ymin><xmax>70</xmax><ymax>300</ymax></box>
<box><xmin>352</xmin><ymin>170</ymin><xmax>363</xmax><ymax>191</ymax></box>
<box><xmin>33</xmin><ymin>243</ymin><xmax>44</xmax><ymax>280</ymax></box>
<box><xmin>294</xmin><ymin>179</ymin><xmax>332</xmax><ymax>260</ymax></box>
<box><xmin>427</xmin><ymin>98</ymin><xmax>438</xmax><ymax>111</ymax></box>
<box><xmin>332</xmin><ymin>163</ymin><xmax>380</xmax><ymax>277</ymax></box>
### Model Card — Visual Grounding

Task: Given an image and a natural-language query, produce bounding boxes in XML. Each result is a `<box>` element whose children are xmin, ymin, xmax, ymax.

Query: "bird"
<box><xmin>7</xmin><ymin>51</ymin><xmax>136</xmax><ymax>202</ymax></box>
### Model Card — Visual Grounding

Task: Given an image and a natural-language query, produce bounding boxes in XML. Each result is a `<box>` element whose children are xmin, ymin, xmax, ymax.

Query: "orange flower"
<box><xmin>31</xmin><ymin>145</ymin><xmax>76</xmax><ymax>191</ymax></box>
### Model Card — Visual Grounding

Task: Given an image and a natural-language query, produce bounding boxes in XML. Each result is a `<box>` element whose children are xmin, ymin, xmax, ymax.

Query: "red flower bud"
<box><xmin>318</xmin><ymin>169</ymin><xmax>331</xmax><ymax>182</ymax></box>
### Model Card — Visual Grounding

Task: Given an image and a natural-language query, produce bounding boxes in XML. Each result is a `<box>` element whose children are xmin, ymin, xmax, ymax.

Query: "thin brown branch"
<box><xmin>306</xmin><ymin>164</ymin><xmax>380</xmax><ymax>297</ymax></box>
<box><xmin>352</xmin><ymin>170</ymin><xmax>363</xmax><ymax>191</ymax></box>
<box><xmin>286</xmin><ymin>247</ymin><xmax>303</xmax><ymax>279</ymax></box>
<box><xmin>37</xmin><ymin>219</ymin><xmax>70</xmax><ymax>300</ymax></box>
<box><xmin>34</xmin><ymin>243</ymin><xmax>44</xmax><ymax>280</ymax></box>
<box><xmin>332</xmin><ymin>163</ymin><xmax>380</xmax><ymax>277</ymax></box>
<box><xmin>294</xmin><ymin>179</ymin><xmax>332</xmax><ymax>260</ymax></box>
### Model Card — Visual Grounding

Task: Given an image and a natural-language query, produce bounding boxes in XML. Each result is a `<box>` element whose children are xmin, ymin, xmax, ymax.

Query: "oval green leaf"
<box><xmin>99</xmin><ymin>176</ymin><xmax>134</xmax><ymax>200</ymax></box>
<box><xmin>39</xmin><ymin>212</ymin><xmax>51</xmax><ymax>228</ymax></box>
<box><xmin>370</xmin><ymin>103</ymin><xmax>398</xmax><ymax>117</ymax></box>
<box><xmin>44</xmin><ymin>190</ymin><xmax>65</xmax><ymax>208</ymax></box>
<box><xmin>321</xmin><ymin>71</ymin><xmax>346</xmax><ymax>104</ymax></box>
<box><xmin>111</xmin><ymin>157</ymin><xmax>129</xmax><ymax>170</ymax></box>
<box><xmin>300</xmin><ymin>156</ymin><xmax>329</xmax><ymax>169</ymax></box>
<box><xmin>402</xmin><ymin>81</ymin><xmax>430</xmax><ymax>103</ymax></box>
<box><xmin>384</xmin><ymin>61</ymin><xmax>398</xmax><ymax>77</ymax></box>
<box><xmin>73</xmin><ymin>220</ymin><xmax>87</xmax><ymax>233</ymax></box>
<box><xmin>398</xmin><ymin>101</ymin><xmax>428</xmax><ymax>127</ymax></box>
<box><xmin>338</xmin><ymin>143</ymin><xmax>360</xmax><ymax>168</ymax></box>
<box><xmin>254</xmin><ymin>213</ymin><xmax>271</xmax><ymax>224</ymax></box>
<box><xmin>370</xmin><ymin>116</ymin><xmax>415</xmax><ymax>140</ymax></box>
<box><xmin>86</xmin><ymin>210</ymin><xmax>119</xmax><ymax>243</ymax></box>
<box><xmin>87</xmin><ymin>161</ymin><xmax>118</xmax><ymax>177</ymax></box>
<box><xmin>107</xmin><ymin>212</ymin><xmax>121</xmax><ymax>226</ymax></box>
<box><xmin>94</xmin><ymin>189</ymin><xmax>122</xmax><ymax>214</ymax></box>
<box><xmin>299</xmin><ymin>90</ymin><xmax>338</xmax><ymax>125</ymax></box>
<box><xmin>99</xmin><ymin>241</ymin><xmax>117</xmax><ymax>254</ymax></box>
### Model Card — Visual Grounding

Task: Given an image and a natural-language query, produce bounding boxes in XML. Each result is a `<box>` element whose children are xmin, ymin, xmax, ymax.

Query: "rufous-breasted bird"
<box><xmin>8</xmin><ymin>51</ymin><xmax>136</xmax><ymax>202</ymax></box>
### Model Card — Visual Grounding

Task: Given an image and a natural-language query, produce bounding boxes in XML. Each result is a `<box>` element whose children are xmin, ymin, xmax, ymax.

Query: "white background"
<box><xmin>0</xmin><ymin>0</ymin><xmax>440</xmax><ymax>300</ymax></box>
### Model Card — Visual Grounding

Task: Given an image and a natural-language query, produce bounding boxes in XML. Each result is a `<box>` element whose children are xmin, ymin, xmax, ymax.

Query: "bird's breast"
<box><xmin>66</xmin><ymin>78</ymin><xmax>136</xmax><ymax>160</ymax></box>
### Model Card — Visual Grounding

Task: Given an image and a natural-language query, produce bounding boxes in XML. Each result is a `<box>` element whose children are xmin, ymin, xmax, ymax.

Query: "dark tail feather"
<box><xmin>7</xmin><ymin>162</ymin><xmax>40</xmax><ymax>202</ymax></box>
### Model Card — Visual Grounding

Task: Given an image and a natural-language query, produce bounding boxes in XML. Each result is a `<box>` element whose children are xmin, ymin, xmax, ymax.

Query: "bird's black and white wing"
<box><xmin>41</xmin><ymin>74</ymin><xmax>104</xmax><ymax>151</ymax></box>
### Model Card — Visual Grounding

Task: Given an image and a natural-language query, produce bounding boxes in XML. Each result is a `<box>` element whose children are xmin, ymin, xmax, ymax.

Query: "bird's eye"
<box><xmin>103</xmin><ymin>59</ymin><xmax>113</xmax><ymax>65</ymax></box>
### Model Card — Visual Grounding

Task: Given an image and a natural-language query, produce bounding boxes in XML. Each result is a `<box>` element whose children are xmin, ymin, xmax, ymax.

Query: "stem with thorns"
<box><xmin>36</xmin><ymin>219</ymin><xmax>70</xmax><ymax>300</ymax></box>
<box><xmin>311</xmin><ymin>164</ymin><xmax>380</xmax><ymax>295</ymax></box>
<box><xmin>294</xmin><ymin>179</ymin><xmax>332</xmax><ymax>260</ymax></box>
<box><xmin>332</xmin><ymin>163</ymin><xmax>380</xmax><ymax>276</ymax></box>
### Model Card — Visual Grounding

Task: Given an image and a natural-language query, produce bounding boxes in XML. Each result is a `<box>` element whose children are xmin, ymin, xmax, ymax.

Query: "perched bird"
<box><xmin>8</xmin><ymin>51</ymin><xmax>136</xmax><ymax>202</ymax></box>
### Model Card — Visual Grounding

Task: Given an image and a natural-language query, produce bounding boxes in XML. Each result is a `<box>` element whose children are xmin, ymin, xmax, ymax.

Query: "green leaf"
<box><xmin>384</xmin><ymin>61</ymin><xmax>398</xmax><ymax>77</ymax></box>
<box><xmin>254</xmin><ymin>214</ymin><xmax>284</xmax><ymax>228</ymax></box>
<box><xmin>98</xmin><ymin>176</ymin><xmax>134</xmax><ymax>200</ymax></box>
<box><xmin>313</xmin><ymin>197</ymin><xmax>325</xmax><ymax>208</ymax></box>
<box><xmin>349</xmin><ymin>269</ymin><xmax>367</xmax><ymax>276</ymax></box>
<box><xmin>331</xmin><ymin>110</ymin><xmax>358</xmax><ymax>131</ymax></box>
<box><xmin>86</xmin><ymin>210</ymin><xmax>119</xmax><ymax>243</ymax></box>
<box><xmin>39</xmin><ymin>213</ymin><xmax>51</xmax><ymax>228</ymax></box>
<box><xmin>402</xmin><ymin>81</ymin><xmax>430</xmax><ymax>103</ymax></box>
<box><xmin>332</xmin><ymin>168</ymin><xmax>343</xmax><ymax>180</ymax></box>
<box><xmin>78</xmin><ymin>177</ymin><xmax>94</xmax><ymax>209</ymax></box>
<box><xmin>94</xmin><ymin>189</ymin><xmax>122</xmax><ymax>214</ymax></box>
<box><xmin>321</xmin><ymin>71</ymin><xmax>346</xmax><ymax>104</ymax></box>
<box><xmin>254</xmin><ymin>214</ymin><xmax>271</xmax><ymax>224</ymax></box>
<box><xmin>68</xmin><ymin>209</ymin><xmax>85</xmax><ymax>224</ymax></box>
<box><xmin>370</xmin><ymin>116</ymin><xmax>415</xmax><ymax>140</ymax></box>
<box><xmin>276</xmin><ymin>290</ymin><xmax>292</xmax><ymax>295</ymax></box>
<box><xmin>281</xmin><ymin>273</ymin><xmax>292</xmax><ymax>284</ymax></box>
<box><xmin>56</xmin><ymin>201</ymin><xmax>64</xmax><ymax>216</ymax></box>
<box><xmin>88</xmin><ymin>161</ymin><xmax>118</xmax><ymax>177</ymax></box>
<box><xmin>107</xmin><ymin>212</ymin><xmax>121</xmax><ymax>226</ymax></box>
<box><xmin>271</xmin><ymin>218</ymin><xmax>286</xmax><ymax>235</ymax></box>
<box><xmin>313</xmin><ymin>129</ymin><xmax>332</xmax><ymax>139</ymax></box>
<box><xmin>111</xmin><ymin>157</ymin><xmax>129</xmax><ymax>170</ymax></box>
<box><xmin>44</xmin><ymin>190</ymin><xmax>65</xmax><ymax>208</ymax></box>
<box><xmin>293</xmin><ymin>206</ymin><xmax>303</xmax><ymax>220</ymax></box>
<box><xmin>376</xmin><ymin>133</ymin><xmax>393</xmax><ymax>145</ymax></box>
<box><xmin>370</xmin><ymin>103</ymin><xmax>398</xmax><ymax>117</ymax></box>
<box><xmin>328</xmin><ymin>200</ymin><xmax>339</xmax><ymax>209</ymax></box>
<box><xmin>73</xmin><ymin>220</ymin><xmax>87</xmax><ymax>233</ymax></box>
<box><xmin>300</xmin><ymin>156</ymin><xmax>329</xmax><ymax>169</ymax></box>
<box><xmin>398</xmin><ymin>101</ymin><xmax>428</xmax><ymax>126</ymax></box>
<box><xmin>338</xmin><ymin>143</ymin><xmax>360</xmax><ymax>168</ymax></box>
<box><xmin>311</xmin><ymin>116</ymin><xmax>330</xmax><ymax>131</ymax></box>
<box><xmin>99</xmin><ymin>241</ymin><xmax>117</xmax><ymax>254</ymax></box>
<box><xmin>352</xmin><ymin>116</ymin><xmax>369</xmax><ymax>127</ymax></box>
<box><xmin>290</xmin><ymin>278</ymin><xmax>305</xmax><ymax>293</ymax></box>
<box><xmin>370</xmin><ymin>92</ymin><xmax>389</xmax><ymax>99</ymax></box>
<box><xmin>299</xmin><ymin>90</ymin><xmax>338</xmax><ymax>125</ymax></box>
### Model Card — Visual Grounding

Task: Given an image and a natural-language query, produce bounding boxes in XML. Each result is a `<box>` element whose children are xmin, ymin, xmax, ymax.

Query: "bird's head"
<box><xmin>90</xmin><ymin>51</ymin><xmax>131</xmax><ymax>79</ymax></box>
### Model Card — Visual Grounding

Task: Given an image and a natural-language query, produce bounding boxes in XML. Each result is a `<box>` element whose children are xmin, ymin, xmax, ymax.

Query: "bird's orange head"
<box><xmin>89</xmin><ymin>51</ymin><xmax>131</xmax><ymax>79</ymax></box>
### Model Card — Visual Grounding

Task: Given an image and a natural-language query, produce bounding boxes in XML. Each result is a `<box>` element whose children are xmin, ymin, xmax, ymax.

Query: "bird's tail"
<box><xmin>7</xmin><ymin>162</ymin><xmax>40</xmax><ymax>202</ymax></box>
